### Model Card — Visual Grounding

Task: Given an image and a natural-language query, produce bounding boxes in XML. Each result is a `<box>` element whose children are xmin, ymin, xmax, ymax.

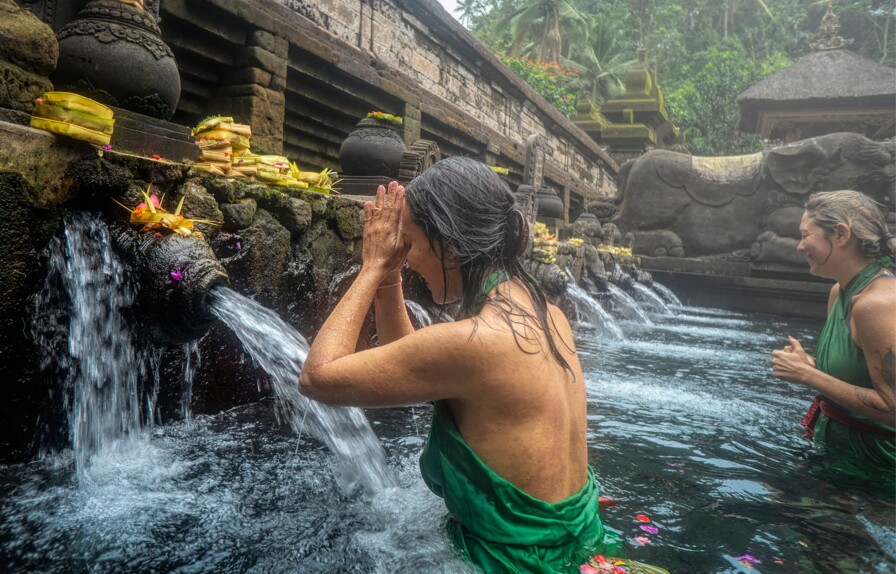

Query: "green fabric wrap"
<box><xmin>420</xmin><ymin>400</ymin><xmax>622</xmax><ymax>573</ymax></box>
<box><xmin>813</xmin><ymin>257</ymin><xmax>895</xmax><ymax>473</ymax></box>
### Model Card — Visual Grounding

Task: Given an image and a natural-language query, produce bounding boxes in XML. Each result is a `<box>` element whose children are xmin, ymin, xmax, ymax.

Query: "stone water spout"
<box><xmin>111</xmin><ymin>227</ymin><xmax>229</xmax><ymax>344</ymax></box>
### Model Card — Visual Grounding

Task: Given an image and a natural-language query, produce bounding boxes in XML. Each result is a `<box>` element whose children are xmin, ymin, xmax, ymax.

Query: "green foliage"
<box><xmin>467</xmin><ymin>0</ymin><xmax>892</xmax><ymax>151</ymax></box>
<box><xmin>498</xmin><ymin>55</ymin><xmax>581</xmax><ymax>117</ymax></box>
<box><xmin>665</xmin><ymin>47</ymin><xmax>791</xmax><ymax>155</ymax></box>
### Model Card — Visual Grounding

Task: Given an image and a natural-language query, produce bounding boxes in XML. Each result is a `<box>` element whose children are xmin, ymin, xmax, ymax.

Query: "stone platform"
<box><xmin>640</xmin><ymin>256</ymin><xmax>832</xmax><ymax>319</ymax></box>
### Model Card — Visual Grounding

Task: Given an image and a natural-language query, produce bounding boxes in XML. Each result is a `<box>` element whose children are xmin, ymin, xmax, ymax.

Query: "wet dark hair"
<box><xmin>404</xmin><ymin>157</ymin><xmax>573</xmax><ymax>376</ymax></box>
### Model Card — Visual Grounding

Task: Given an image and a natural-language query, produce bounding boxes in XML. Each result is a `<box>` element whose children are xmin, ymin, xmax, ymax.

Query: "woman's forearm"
<box><xmin>801</xmin><ymin>367</ymin><xmax>896</xmax><ymax>427</ymax></box>
<box><xmin>303</xmin><ymin>269</ymin><xmax>383</xmax><ymax>375</ymax></box>
<box><xmin>374</xmin><ymin>277</ymin><xmax>415</xmax><ymax>344</ymax></box>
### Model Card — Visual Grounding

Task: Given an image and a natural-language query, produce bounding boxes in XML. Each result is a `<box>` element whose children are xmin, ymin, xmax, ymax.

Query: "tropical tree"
<box><xmin>665</xmin><ymin>46</ymin><xmax>791</xmax><ymax>155</ymax></box>
<box><xmin>722</xmin><ymin>0</ymin><xmax>773</xmax><ymax>39</ymax></box>
<box><xmin>563</xmin><ymin>15</ymin><xmax>637</xmax><ymax>105</ymax></box>
<box><xmin>455</xmin><ymin>0</ymin><xmax>485</xmax><ymax>27</ymax></box>
<box><xmin>497</xmin><ymin>0</ymin><xmax>588</xmax><ymax>63</ymax></box>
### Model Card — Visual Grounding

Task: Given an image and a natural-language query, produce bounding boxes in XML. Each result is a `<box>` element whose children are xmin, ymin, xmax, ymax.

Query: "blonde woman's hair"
<box><xmin>805</xmin><ymin>190</ymin><xmax>896</xmax><ymax>266</ymax></box>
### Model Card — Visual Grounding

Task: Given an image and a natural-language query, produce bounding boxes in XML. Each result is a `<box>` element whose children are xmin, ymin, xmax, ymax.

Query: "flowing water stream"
<box><xmin>5</xmin><ymin>221</ymin><xmax>894</xmax><ymax>572</ymax></box>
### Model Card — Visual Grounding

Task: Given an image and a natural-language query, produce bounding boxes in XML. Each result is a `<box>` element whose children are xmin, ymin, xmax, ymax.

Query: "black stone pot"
<box><xmin>53</xmin><ymin>0</ymin><xmax>181</xmax><ymax>120</ymax></box>
<box><xmin>536</xmin><ymin>187</ymin><xmax>564</xmax><ymax>219</ymax></box>
<box><xmin>339</xmin><ymin>117</ymin><xmax>406</xmax><ymax>178</ymax></box>
<box><xmin>575</xmin><ymin>211</ymin><xmax>600</xmax><ymax>226</ymax></box>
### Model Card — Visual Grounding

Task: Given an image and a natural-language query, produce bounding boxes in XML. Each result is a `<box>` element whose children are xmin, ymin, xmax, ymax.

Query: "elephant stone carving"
<box><xmin>613</xmin><ymin>133</ymin><xmax>896</xmax><ymax>265</ymax></box>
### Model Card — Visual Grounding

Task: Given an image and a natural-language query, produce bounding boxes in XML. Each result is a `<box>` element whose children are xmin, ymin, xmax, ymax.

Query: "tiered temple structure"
<box><xmin>574</xmin><ymin>48</ymin><xmax>678</xmax><ymax>165</ymax></box>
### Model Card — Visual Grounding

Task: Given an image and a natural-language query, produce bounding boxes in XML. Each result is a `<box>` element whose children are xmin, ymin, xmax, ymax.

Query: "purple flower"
<box><xmin>235</xmin><ymin>241</ymin><xmax>242</xmax><ymax>251</ymax></box>
<box><xmin>170</xmin><ymin>268</ymin><xmax>183</xmax><ymax>281</ymax></box>
<box><xmin>101</xmin><ymin>145</ymin><xmax>112</xmax><ymax>151</ymax></box>
<box><xmin>738</xmin><ymin>555</ymin><xmax>760</xmax><ymax>566</ymax></box>
<box><xmin>639</xmin><ymin>525</ymin><xmax>659</xmax><ymax>534</ymax></box>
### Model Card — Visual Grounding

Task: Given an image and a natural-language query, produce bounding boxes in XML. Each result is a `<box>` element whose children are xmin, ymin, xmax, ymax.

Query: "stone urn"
<box><xmin>52</xmin><ymin>0</ymin><xmax>181</xmax><ymax>119</ymax></box>
<box><xmin>575</xmin><ymin>210</ymin><xmax>600</xmax><ymax>226</ymax></box>
<box><xmin>339</xmin><ymin>117</ymin><xmax>406</xmax><ymax>178</ymax></box>
<box><xmin>536</xmin><ymin>187</ymin><xmax>564</xmax><ymax>219</ymax></box>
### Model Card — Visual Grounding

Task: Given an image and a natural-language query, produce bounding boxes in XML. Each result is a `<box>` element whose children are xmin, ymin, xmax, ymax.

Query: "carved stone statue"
<box><xmin>613</xmin><ymin>132</ymin><xmax>895</xmax><ymax>264</ymax></box>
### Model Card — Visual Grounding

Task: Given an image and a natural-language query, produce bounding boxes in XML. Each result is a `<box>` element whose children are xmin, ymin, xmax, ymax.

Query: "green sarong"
<box><xmin>810</xmin><ymin>256</ymin><xmax>895</xmax><ymax>475</ymax></box>
<box><xmin>420</xmin><ymin>400</ymin><xmax>622</xmax><ymax>573</ymax></box>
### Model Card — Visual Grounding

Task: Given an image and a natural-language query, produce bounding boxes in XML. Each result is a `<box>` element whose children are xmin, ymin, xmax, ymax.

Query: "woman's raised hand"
<box><xmin>363</xmin><ymin>181</ymin><xmax>408</xmax><ymax>278</ymax></box>
<box><xmin>771</xmin><ymin>336</ymin><xmax>816</xmax><ymax>384</ymax></box>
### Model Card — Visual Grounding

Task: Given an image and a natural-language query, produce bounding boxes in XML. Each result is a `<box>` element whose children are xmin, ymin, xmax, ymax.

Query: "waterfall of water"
<box><xmin>31</xmin><ymin>212</ymin><xmax>145</xmax><ymax>477</ymax></box>
<box><xmin>209</xmin><ymin>287</ymin><xmax>397</xmax><ymax>494</ymax></box>
<box><xmin>606</xmin><ymin>283</ymin><xmax>654</xmax><ymax>325</ymax></box>
<box><xmin>405</xmin><ymin>300</ymin><xmax>433</xmax><ymax>328</ymax></box>
<box><xmin>652</xmin><ymin>281</ymin><xmax>683</xmax><ymax>307</ymax></box>
<box><xmin>631</xmin><ymin>282</ymin><xmax>672</xmax><ymax>315</ymax></box>
<box><xmin>565</xmin><ymin>284</ymin><xmax>625</xmax><ymax>340</ymax></box>
<box><xmin>180</xmin><ymin>341</ymin><xmax>201</xmax><ymax>421</ymax></box>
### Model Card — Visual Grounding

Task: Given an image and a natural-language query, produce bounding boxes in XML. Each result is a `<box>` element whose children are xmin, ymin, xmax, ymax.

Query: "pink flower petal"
<box><xmin>738</xmin><ymin>554</ymin><xmax>760</xmax><ymax>565</ymax></box>
<box><xmin>634</xmin><ymin>536</ymin><xmax>651</xmax><ymax>545</ymax></box>
<box><xmin>640</xmin><ymin>525</ymin><xmax>659</xmax><ymax>534</ymax></box>
<box><xmin>579</xmin><ymin>566</ymin><xmax>599</xmax><ymax>574</ymax></box>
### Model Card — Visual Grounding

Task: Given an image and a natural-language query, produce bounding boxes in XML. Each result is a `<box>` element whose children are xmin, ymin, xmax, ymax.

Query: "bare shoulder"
<box><xmin>851</xmin><ymin>277</ymin><xmax>896</xmax><ymax>346</ymax></box>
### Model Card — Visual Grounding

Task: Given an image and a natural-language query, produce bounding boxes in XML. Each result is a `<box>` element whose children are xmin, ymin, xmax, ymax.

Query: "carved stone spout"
<box><xmin>112</xmin><ymin>228</ymin><xmax>229</xmax><ymax>344</ymax></box>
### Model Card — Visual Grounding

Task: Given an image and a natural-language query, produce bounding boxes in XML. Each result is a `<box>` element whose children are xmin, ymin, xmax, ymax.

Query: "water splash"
<box><xmin>631</xmin><ymin>282</ymin><xmax>672</xmax><ymax>315</ymax></box>
<box><xmin>652</xmin><ymin>281</ymin><xmax>682</xmax><ymax>307</ymax></box>
<box><xmin>31</xmin><ymin>212</ymin><xmax>144</xmax><ymax>478</ymax></box>
<box><xmin>405</xmin><ymin>300</ymin><xmax>433</xmax><ymax>328</ymax></box>
<box><xmin>209</xmin><ymin>287</ymin><xmax>396</xmax><ymax>494</ymax></box>
<box><xmin>606</xmin><ymin>283</ymin><xmax>653</xmax><ymax>325</ymax></box>
<box><xmin>565</xmin><ymin>284</ymin><xmax>625</xmax><ymax>340</ymax></box>
<box><xmin>180</xmin><ymin>341</ymin><xmax>201</xmax><ymax>421</ymax></box>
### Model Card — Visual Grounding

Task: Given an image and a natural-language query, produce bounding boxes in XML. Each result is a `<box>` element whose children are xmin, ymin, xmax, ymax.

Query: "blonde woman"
<box><xmin>772</xmin><ymin>190</ymin><xmax>896</xmax><ymax>474</ymax></box>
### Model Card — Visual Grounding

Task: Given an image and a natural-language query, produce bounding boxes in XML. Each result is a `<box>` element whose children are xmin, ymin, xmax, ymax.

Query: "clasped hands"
<box><xmin>362</xmin><ymin>181</ymin><xmax>409</xmax><ymax>282</ymax></box>
<box><xmin>771</xmin><ymin>336</ymin><xmax>817</xmax><ymax>385</ymax></box>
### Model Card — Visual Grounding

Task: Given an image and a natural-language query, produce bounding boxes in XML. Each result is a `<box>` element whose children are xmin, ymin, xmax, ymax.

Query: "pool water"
<box><xmin>1</xmin><ymin>305</ymin><xmax>893</xmax><ymax>573</ymax></box>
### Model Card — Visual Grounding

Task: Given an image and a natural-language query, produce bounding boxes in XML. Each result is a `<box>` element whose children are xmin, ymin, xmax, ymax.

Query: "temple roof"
<box><xmin>737</xmin><ymin>48</ymin><xmax>896</xmax><ymax>132</ymax></box>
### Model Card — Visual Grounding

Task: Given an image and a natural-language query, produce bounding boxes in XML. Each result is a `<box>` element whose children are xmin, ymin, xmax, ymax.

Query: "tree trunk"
<box><xmin>539</xmin><ymin>0</ymin><xmax>562</xmax><ymax>62</ymax></box>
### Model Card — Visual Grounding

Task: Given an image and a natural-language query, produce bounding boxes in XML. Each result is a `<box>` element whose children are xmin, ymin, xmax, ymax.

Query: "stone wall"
<box><xmin>0</xmin><ymin>121</ymin><xmax>378</xmax><ymax>463</ymax></box>
<box><xmin>153</xmin><ymin>0</ymin><xmax>617</xmax><ymax>220</ymax></box>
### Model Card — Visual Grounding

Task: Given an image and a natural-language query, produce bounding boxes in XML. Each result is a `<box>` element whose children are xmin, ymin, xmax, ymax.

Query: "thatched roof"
<box><xmin>737</xmin><ymin>49</ymin><xmax>896</xmax><ymax>132</ymax></box>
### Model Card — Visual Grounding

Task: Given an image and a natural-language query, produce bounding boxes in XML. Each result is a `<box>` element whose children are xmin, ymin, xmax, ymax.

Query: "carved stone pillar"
<box><xmin>18</xmin><ymin>0</ymin><xmax>85</xmax><ymax>32</ymax></box>
<box><xmin>402</xmin><ymin>102</ymin><xmax>421</xmax><ymax>147</ymax></box>
<box><xmin>523</xmin><ymin>133</ymin><xmax>545</xmax><ymax>189</ymax></box>
<box><xmin>210</xmin><ymin>29</ymin><xmax>287</xmax><ymax>155</ymax></box>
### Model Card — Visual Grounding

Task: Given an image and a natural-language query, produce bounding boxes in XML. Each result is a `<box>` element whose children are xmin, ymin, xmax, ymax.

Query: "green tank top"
<box><xmin>419</xmin><ymin>400</ymin><xmax>622</xmax><ymax>573</ymax></box>
<box><xmin>813</xmin><ymin>256</ymin><xmax>895</xmax><ymax>473</ymax></box>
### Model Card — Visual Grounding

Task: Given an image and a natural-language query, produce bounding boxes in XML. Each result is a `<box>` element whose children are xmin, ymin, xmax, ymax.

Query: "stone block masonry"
<box><xmin>157</xmin><ymin>0</ymin><xmax>617</xmax><ymax>220</ymax></box>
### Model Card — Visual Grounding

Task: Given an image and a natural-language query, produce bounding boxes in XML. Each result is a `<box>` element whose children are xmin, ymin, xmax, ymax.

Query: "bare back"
<box><xmin>445</xmin><ymin>280</ymin><xmax>589</xmax><ymax>503</ymax></box>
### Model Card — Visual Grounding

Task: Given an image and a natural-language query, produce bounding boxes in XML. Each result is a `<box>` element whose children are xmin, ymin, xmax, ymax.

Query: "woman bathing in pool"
<box><xmin>299</xmin><ymin>157</ymin><xmax>622</xmax><ymax>572</ymax></box>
